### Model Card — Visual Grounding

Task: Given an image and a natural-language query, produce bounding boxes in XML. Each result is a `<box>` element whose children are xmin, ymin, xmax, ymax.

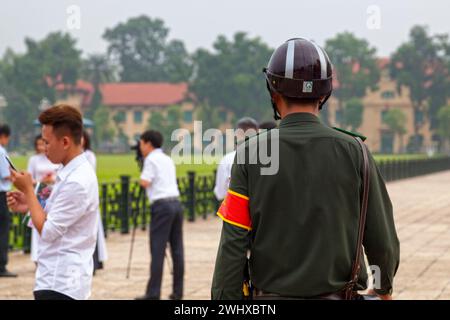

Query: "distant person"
<box><xmin>7</xmin><ymin>105</ymin><xmax>99</xmax><ymax>300</ymax></box>
<box><xmin>82</xmin><ymin>130</ymin><xmax>108</xmax><ymax>273</ymax></box>
<box><xmin>258</xmin><ymin>120</ymin><xmax>277</xmax><ymax>131</ymax></box>
<box><xmin>0</xmin><ymin>124</ymin><xmax>17</xmax><ymax>277</ymax></box>
<box><xmin>214</xmin><ymin>117</ymin><xmax>259</xmax><ymax>201</ymax></box>
<box><xmin>135</xmin><ymin>130</ymin><xmax>184</xmax><ymax>300</ymax></box>
<box><xmin>27</xmin><ymin>135</ymin><xmax>60</xmax><ymax>264</ymax></box>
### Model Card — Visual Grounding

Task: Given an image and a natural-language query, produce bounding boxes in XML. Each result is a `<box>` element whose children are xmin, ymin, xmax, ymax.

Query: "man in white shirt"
<box><xmin>135</xmin><ymin>130</ymin><xmax>184</xmax><ymax>300</ymax></box>
<box><xmin>0</xmin><ymin>124</ymin><xmax>17</xmax><ymax>277</ymax></box>
<box><xmin>7</xmin><ymin>104</ymin><xmax>98</xmax><ymax>300</ymax></box>
<box><xmin>214</xmin><ymin>117</ymin><xmax>259</xmax><ymax>201</ymax></box>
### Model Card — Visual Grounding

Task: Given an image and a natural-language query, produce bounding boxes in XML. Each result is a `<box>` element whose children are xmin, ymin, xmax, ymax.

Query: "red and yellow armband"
<box><xmin>217</xmin><ymin>189</ymin><xmax>252</xmax><ymax>230</ymax></box>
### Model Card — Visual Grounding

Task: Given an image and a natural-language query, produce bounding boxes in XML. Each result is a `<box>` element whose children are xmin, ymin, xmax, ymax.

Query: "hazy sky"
<box><xmin>1</xmin><ymin>0</ymin><xmax>449</xmax><ymax>58</ymax></box>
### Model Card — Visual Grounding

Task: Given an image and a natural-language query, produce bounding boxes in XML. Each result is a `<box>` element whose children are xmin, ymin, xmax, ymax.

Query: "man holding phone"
<box><xmin>0</xmin><ymin>124</ymin><xmax>17</xmax><ymax>277</ymax></box>
<box><xmin>7</xmin><ymin>105</ymin><xmax>99</xmax><ymax>300</ymax></box>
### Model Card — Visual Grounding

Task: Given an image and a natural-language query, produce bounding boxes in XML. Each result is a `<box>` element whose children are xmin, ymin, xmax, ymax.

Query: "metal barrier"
<box><xmin>8</xmin><ymin>157</ymin><xmax>450</xmax><ymax>250</ymax></box>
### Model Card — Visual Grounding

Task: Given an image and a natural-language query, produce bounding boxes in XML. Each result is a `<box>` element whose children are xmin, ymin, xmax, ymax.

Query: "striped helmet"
<box><xmin>263</xmin><ymin>38</ymin><xmax>333</xmax><ymax>118</ymax></box>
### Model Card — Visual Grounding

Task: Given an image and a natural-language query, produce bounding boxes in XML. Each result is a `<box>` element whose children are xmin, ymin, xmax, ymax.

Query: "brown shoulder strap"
<box><xmin>344</xmin><ymin>137</ymin><xmax>371</xmax><ymax>299</ymax></box>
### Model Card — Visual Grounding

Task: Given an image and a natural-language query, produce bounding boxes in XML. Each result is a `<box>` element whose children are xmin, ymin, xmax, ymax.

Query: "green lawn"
<box><xmin>10</xmin><ymin>153</ymin><xmax>218</xmax><ymax>182</ymax></box>
<box><xmin>10</xmin><ymin>153</ymin><xmax>442</xmax><ymax>183</ymax></box>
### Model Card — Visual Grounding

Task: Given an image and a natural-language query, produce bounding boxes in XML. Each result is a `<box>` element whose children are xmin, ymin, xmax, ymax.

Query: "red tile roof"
<box><xmin>55</xmin><ymin>80</ymin><xmax>94</xmax><ymax>106</ymax></box>
<box><xmin>100</xmin><ymin>82</ymin><xmax>188</xmax><ymax>106</ymax></box>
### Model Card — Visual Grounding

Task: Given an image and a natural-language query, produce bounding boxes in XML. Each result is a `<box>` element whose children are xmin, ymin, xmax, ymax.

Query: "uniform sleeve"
<box><xmin>41</xmin><ymin>181</ymin><xmax>89</xmax><ymax>242</ymax></box>
<box><xmin>212</xmin><ymin>153</ymin><xmax>251</xmax><ymax>300</ymax></box>
<box><xmin>211</xmin><ymin>222</ymin><xmax>251</xmax><ymax>299</ymax></box>
<box><xmin>140</xmin><ymin>158</ymin><xmax>155</xmax><ymax>182</ymax></box>
<box><xmin>363</xmin><ymin>153</ymin><xmax>400</xmax><ymax>295</ymax></box>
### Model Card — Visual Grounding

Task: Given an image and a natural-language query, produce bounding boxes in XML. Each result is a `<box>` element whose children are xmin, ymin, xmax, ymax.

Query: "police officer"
<box><xmin>211</xmin><ymin>38</ymin><xmax>400</xmax><ymax>300</ymax></box>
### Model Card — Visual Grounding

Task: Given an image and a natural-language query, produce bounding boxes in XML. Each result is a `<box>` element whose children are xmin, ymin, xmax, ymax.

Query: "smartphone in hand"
<box><xmin>4</xmin><ymin>155</ymin><xmax>17</xmax><ymax>171</ymax></box>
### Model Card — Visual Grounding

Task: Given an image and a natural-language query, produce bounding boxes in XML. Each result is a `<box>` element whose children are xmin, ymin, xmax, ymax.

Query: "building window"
<box><xmin>134</xmin><ymin>111</ymin><xmax>142</xmax><ymax>124</ymax></box>
<box><xmin>183</xmin><ymin>110</ymin><xmax>193</xmax><ymax>123</ymax></box>
<box><xmin>114</xmin><ymin>111</ymin><xmax>126</xmax><ymax>123</ymax></box>
<box><xmin>381</xmin><ymin>110</ymin><xmax>389</xmax><ymax>123</ymax></box>
<box><xmin>414</xmin><ymin>110</ymin><xmax>424</xmax><ymax>125</ymax></box>
<box><xmin>381</xmin><ymin>91</ymin><xmax>395</xmax><ymax>99</ymax></box>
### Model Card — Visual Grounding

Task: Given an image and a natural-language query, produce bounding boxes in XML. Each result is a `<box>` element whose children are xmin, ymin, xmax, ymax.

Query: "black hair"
<box><xmin>140</xmin><ymin>130</ymin><xmax>163</xmax><ymax>148</ymax></box>
<box><xmin>236</xmin><ymin>117</ymin><xmax>259</xmax><ymax>131</ymax></box>
<box><xmin>82</xmin><ymin>130</ymin><xmax>91</xmax><ymax>151</ymax></box>
<box><xmin>259</xmin><ymin>121</ymin><xmax>277</xmax><ymax>130</ymax></box>
<box><xmin>34</xmin><ymin>134</ymin><xmax>43</xmax><ymax>150</ymax></box>
<box><xmin>0</xmin><ymin>124</ymin><xmax>11</xmax><ymax>137</ymax></box>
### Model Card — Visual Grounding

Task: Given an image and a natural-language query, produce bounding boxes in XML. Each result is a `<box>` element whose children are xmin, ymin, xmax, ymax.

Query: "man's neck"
<box><xmin>62</xmin><ymin>148</ymin><xmax>83</xmax><ymax>166</ymax></box>
<box><xmin>282</xmin><ymin>106</ymin><xmax>319</xmax><ymax>118</ymax></box>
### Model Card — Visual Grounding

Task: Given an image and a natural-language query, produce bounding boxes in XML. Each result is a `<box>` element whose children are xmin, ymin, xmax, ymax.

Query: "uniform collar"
<box><xmin>57</xmin><ymin>153</ymin><xmax>86</xmax><ymax>182</ymax></box>
<box><xmin>279</xmin><ymin>112</ymin><xmax>321</xmax><ymax>127</ymax></box>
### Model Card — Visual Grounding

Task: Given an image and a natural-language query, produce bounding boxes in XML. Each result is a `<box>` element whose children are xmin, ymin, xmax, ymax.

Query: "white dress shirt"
<box><xmin>140</xmin><ymin>148</ymin><xmax>180</xmax><ymax>202</ymax></box>
<box><xmin>0</xmin><ymin>145</ymin><xmax>12</xmax><ymax>192</ymax></box>
<box><xmin>213</xmin><ymin>151</ymin><xmax>236</xmax><ymax>200</ymax></box>
<box><xmin>35</xmin><ymin>153</ymin><xmax>99</xmax><ymax>300</ymax></box>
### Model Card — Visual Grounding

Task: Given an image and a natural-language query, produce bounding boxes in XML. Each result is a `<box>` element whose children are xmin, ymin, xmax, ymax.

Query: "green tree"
<box><xmin>147</xmin><ymin>105</ymin><xmax>181</xmax><ymax>150</ymax></box>
<box><xmin>81</xmin><ymin>54</ymin><xmax>116</xmax><ymax>119</ymax></box>
<box><xmin>92</xmin><ymin>105</ymin><xmax>115</xmax><ymax>146</ymax></box>
<box><xmin>197</xmin><ymin>103</ymin><xmax>221</xmax><ymax>129</ymax></box>
<box><xmin>325</xmin><ymin>32</ymin><xmax>380</xmax><ymax>125</ymax></box>
<box><xmin>190</xmin><ymin>32</ymin><xmax>273</xmax><ymax>120</ymax></box>
<box><xmin>3</xmin><ymin>32</ymin><xmax>81</xmax><ymax>104</ymax></box>
<box><xmin>390</xmin><ymin>26</ymin><xmax>449</xmax><ymax>151</ymax></box>
<box><xmin>383</xmin><ymin>109</ymin><xmax>407</xmax><ymax>154</ymax></box>
<box><xmin>0</xmin><ymin>73</ymin><xmax>34</xmax><ymax>149</ymax></box>
<box><xmin>342</xmin><ymin>98</ymin><xmax>363</xmax><ymax>131</ymax></box>
<box><xmin>0</xmin><ymin>32</ymin><xmax>81</xmax><ymax>149</ymax></box>
<box><xmin>437</xmin><ymin>105</ymin><xmax>450</xmax><ymax>153</ymax></box>
<box><xmin>103</xmin><ymin>16</ymin><xmax>192</xmax><ymax>82</ymax></box>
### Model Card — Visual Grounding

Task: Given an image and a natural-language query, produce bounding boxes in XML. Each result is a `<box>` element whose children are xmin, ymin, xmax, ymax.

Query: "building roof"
<box><xmin>100</xmin><ymin>82</ymin><xmax>188</xmax><ymax>106</ymax></box>
<box><xmin>56</xmin><ymin>81</ymin><xmax>189</xmax><ymax>108</ymax></box>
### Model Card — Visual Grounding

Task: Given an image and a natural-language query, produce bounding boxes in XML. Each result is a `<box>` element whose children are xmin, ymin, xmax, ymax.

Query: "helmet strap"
<box><xmin>319</xmin><ymin>93</ymin><xmax>331</xmax><ymax>110</ymax></box>
<box><xmin>271</xmin><ymin>99</ymin><xmax>281</xmax><ymax>120</ymax></box>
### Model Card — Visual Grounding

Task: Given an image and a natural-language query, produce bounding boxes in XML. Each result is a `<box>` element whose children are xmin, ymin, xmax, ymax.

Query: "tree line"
<box><xmin>0</xmin><ymin>15</ymin><xmax>449</xmax><ymax>152</ymax></box>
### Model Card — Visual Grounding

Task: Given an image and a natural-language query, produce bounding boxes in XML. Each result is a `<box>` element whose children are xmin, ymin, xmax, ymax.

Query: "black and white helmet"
<box><xmin>263</xmin><ymin>38</ymin><xmax>333</xmax><ymax>119</ymax></box>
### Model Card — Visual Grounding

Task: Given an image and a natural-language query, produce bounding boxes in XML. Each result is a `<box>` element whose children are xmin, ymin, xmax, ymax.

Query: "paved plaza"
<box><xmin>1</xmin><ymin>171</ymin><xmax>450</xmax><ymax>300</ymax></box>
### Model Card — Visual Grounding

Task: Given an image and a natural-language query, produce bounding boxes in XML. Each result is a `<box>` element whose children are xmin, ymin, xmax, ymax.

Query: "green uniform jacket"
<box><xmin>211</xmin><ymin>112</ymin><xmax>400</xmax><ymax>299</ymax></box>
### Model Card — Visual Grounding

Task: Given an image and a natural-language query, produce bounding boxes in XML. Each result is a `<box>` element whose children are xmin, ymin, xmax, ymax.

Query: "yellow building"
<box><xmin>326</xmin><ymin>58</ymin><xmax>435</xmax><ymax>154</ymax></box>
<box><xmin>56</xmin><ymin>81</ymin><xmax>234</xmax><ymax>146</ymax></box>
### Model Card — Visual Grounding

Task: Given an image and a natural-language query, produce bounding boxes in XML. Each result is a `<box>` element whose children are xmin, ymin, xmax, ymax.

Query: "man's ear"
<box><xmin>62</xmin><ymin>136</ymin><xmax>71</xmax><ymax>149</ymax></box>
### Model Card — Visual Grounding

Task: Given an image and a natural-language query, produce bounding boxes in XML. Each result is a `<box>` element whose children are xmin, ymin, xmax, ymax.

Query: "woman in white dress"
<box><xmin>82</xmin><ymin>131</ymin><xmax>108</xmax><ymax>273</ymax></box>
<box><xmin>27</xmin><ymin>135</ymin><xmax>60</xmax><ymax>263</ymax></box>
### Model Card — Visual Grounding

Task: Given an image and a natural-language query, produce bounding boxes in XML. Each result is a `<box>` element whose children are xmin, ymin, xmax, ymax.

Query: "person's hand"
<box><xmin>10</xmin><ymin>170</ymin><xmax>34</xmax><ymax>195</ymax></box>
<box><xmin>41</xmin><ymin>172</ymin><xmax>55</xmax><ymax>184</ymax></box>
<box><xmin>6</xmin><ymin>191</ymin><xmax>29</xmax><ymax>213</ymax></box>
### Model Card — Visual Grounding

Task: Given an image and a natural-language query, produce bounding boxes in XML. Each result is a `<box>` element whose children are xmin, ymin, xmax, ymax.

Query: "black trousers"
<box><xmin>0</xmin><ymin>192</ymin><xmax>10</xmax><ymax>271</ymax></box>
<box><xmin>146</xmin><ymin>199</ymin><xmax>184</xmax><ymax>298</ymax></box>
<box><xmin>34</xmin><ymin>290</ymin><xmax>74</xmax><ymax>300</ymax></box>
